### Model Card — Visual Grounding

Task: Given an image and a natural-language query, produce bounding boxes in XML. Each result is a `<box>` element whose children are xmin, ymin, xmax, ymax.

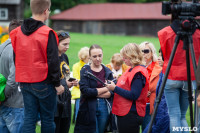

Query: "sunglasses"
<box><xmin>59</xmin><ymin>32</ymin><xmax>70</xmax><ymax>37</ymax></box>
<box><xmin>142</xmin><ymin>49</ymin><xmax>150</xmax><ymax>54</ymax></box>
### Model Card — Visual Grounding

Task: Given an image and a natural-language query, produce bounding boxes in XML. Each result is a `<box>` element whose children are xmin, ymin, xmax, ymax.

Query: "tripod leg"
<box><xmin>147</xmin><ymin>35</ymin><xmax>181</xmax><ymax>133</ymax></box>
<box><xmin>188</xmin><ymin>35</ymin><xmax>199</xmax><ymax>131</ymax></box>
<box><xmin>185</xmin><ymin>36</ymin><xmax>194</xmax><ymax>132</ymax></box>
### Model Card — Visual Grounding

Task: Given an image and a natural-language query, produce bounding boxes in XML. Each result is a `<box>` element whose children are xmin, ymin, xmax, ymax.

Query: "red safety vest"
<box><xmin>158</xmin><ymin>26</ymin><xmax>200</xmax><ymax>80</ymax></box>
<box><xmin>112</xmin><ymin>65</ymin><xmax>149</xmax><ymax>117</ymax></box>
<box><xmin>10</xmin><ymin>25</ymin><xmax>59</xmax><ymax>83</ymax></box>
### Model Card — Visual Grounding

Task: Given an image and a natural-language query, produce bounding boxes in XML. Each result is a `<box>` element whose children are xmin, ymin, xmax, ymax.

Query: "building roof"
<box><xmin>51</xmin><ymin>2</ymin><xmax>171</xmax><ymax>21</ymax></box>
<box><xmin>0</xmin><ymin>0</ymin><xmax>21</xmax><ymax>4</ymax></box>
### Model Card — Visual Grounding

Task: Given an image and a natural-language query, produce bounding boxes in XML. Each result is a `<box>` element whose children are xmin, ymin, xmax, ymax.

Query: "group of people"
<box><xmin>1</xmin><ymin>0</ymin><xmax>200</xmax><ymax>133</ymax></box>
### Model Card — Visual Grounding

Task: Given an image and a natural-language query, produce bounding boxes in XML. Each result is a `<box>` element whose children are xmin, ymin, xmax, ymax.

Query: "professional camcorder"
<box><xmin>162</xmin><ymin>0</ymin><xmax>200</xmax><ymax>17</ymax></box>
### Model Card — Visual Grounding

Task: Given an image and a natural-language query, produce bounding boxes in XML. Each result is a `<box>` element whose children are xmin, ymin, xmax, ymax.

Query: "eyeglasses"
<box><xmin>59</xmin><ymin>32</ymin><xmax>70</xmax><ymax>37</ymax></box>
<box><xmin>48</xmin><ymin>8</ymin><xmax>51</xmax><ymax>13</ymax></box>
<box><xmin>142</xmin><ymin>49</ymin><xmax>150</xmax><ymax>54</ymax></box>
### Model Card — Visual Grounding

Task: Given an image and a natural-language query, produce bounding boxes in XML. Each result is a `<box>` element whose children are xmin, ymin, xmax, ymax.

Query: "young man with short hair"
<box><xmin>10</xmin><ymin>0</ymin><xmax>64</xmax><ymax>132</ymax></box>
<box><xmin>0</xmin><ymin>20</ymin><xmax>24</xmax><ymax>133</ymax></box>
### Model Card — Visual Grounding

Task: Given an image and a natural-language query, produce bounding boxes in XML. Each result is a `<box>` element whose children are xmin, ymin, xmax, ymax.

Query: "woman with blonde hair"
<box><xmin>71</xmin><ymin>47</ymin><xmax>89</xmax><ymax>120</ymax></box>
<box><xmin>139</xmin><ymin>41</ymin><xmax>162</xmax><ymax>131</ymax></box>
<box><xmin>106</xmin><ymin>43</ymin><xmax>149</xmax><ymax>133</ymax></box>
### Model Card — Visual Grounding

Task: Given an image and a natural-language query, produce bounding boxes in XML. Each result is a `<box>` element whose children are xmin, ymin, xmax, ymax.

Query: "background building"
<box><xmin>0</xmin><ymin>0</ymin><xmax>24</xmax><ymax>26</ymax></box>
<box><xmin>50</xmin><ymin>2</ymin><xmax>171</xmax><ymax>37</ymax></box>
<box><xmin>0</xmin><ymin>0</ymin><xmax>24</xmax><ymax>44</ymax></box>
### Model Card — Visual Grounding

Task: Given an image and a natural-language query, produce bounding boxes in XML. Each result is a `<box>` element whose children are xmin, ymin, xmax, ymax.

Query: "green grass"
<box><xmin>67</xmin><ymin>32</ymin><xmax>160</xmax><ymax>69</ymax></box>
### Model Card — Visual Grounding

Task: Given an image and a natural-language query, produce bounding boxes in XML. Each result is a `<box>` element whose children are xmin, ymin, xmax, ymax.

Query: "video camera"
<box><xmin>162</xmin><ymin>0</ymin><xmax>200</xmax><ymax>17</ymax></box>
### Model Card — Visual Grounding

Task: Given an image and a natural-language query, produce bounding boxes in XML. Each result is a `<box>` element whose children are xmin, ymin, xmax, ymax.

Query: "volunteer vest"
<box><xmin>112</xmin><ymin>65</ymin><xmax>149</xmax><ymax>117</ymax></box>
<box><xmin>158</xmin><ymin>26</ymin><xmax>200</xmax><ymax>80</ymax></box>
<box><xmin>10</xmin><ymin>25</ymin><xmax>59</xmax><ymax>83</ymax></box>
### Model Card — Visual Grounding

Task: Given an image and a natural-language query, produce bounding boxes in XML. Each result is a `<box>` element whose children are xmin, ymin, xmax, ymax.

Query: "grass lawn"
<box><xmin>66</xmin><ymin>32</ymin><xmax>160</xmax><ymax>69</ymax></box>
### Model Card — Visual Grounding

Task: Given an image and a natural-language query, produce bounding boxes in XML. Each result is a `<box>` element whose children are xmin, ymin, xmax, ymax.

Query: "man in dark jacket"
<box><xmin>0</xmin><ymin>20</ymin><xmax>24</xmax><ymax>133</ymax></box>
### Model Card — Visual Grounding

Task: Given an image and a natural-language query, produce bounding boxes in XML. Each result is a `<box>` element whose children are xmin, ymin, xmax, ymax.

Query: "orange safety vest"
<box><xmin>147</xmin><ymin>61</ymin><xmax>162</xmax><ymax>114</ymax></box>
<box><xmin>158</xmin><ymin>26</ymin><xmax>200</xmax><ymax>80</ymax></box>
<box><xmin>112</xmin><ymin>65</ymin><xmax>149</xmax><ymax>117</ymax></box>
<box><xmin>10</xmin><ymin>25</ymin><xmax>59</xmax><ymax>83</ymax></box>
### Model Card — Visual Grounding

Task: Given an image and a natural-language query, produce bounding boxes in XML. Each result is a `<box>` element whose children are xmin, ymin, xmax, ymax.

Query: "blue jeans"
<box><xmin>0</xmin><ymin>105</ymin><xmax>24</xmax><ymax>133</ymax></box>
<box><xmin>75</xmin><ymin>98</ymin><xmax>80</xmax><ymax>120</ymax></box>
<box><xmin>20</xmin><ymin>82</ymin><xmax>57</xmax><ymax>133</ymax></box>
<box><xmin>164</xmin><ymin>79</ymin><xmax>196</xmax><ymax>133</ymax></box>
<box><xmin>142</xmin><ymin>104</ymin><xmax>151</xmax><ymax>131</ymax></box>
<box><xmin>95</xmin><ymin>98</ymin><xmax>109</xmax><ymax>133</ymax></box>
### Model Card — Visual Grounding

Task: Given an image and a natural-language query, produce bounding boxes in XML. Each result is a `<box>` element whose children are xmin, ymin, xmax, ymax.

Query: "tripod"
<box><xmin>147</xmin><ymin>18</ymin><xmax>200</xmax><ymax>133</ymax></box>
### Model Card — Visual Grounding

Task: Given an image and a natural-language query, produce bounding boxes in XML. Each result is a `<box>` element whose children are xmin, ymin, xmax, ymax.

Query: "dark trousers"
<box><xmin>21</xmin><ymin>83</ymin><xmax>57</xmax><ymax>133</ymax></box>
<box><xmin>117</xmin><ymin>111</ymin><xmax>143</xmax><ymax>133</ymax></box>
<box><xmin>54</xmin><ymin>116</ymin><xmax>71</xmax><ymax>133</ymax></box>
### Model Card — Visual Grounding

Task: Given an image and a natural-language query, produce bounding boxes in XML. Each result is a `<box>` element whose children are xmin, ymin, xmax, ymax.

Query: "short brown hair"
<box><xmin>111</xmin><ymin>53</ymin><xmax>123</xmax><ymax>66</ymax></box>
<box><xmin>89</xmin><ymin>44</ymin><xmax>102</xmax><ymax>56</ymax></box>
<box><xmin>30</xmin><ymin>0</ymin><xmax>51</xmax><ymax>15</ymax></box>
<box><xmin>9</xmin><ymin>19</ymin><xmax>23</xmax><ymax>33</ymax></box>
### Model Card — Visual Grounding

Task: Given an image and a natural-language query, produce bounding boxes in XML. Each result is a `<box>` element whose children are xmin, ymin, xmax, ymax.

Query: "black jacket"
<box><xmin>55</xmin><ymin>54</ymin><xmax>71</xmax><ymax>118</ymax></box>
<box><xmin>20</xmin><ymin>18</ymin><xmax>60</xmax><ymax>87</ymax></box>
<box><xmin>74</xmin><ymin>64</ymin><xmax>114</xmax><ymax>133</ymax></box>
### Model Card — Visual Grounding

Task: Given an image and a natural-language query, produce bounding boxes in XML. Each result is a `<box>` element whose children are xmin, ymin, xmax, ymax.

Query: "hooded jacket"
<box><xmin>10</xmin><ymin>18</ymin><xmax>60</xmax><ymax>86</ymax></box>
<box><xmin>0</xmin><ymin>39</ymin><xmax>23</xmax><ymax>108</ymax></box>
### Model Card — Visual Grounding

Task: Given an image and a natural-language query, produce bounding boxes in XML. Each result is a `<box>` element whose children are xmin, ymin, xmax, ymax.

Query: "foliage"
<box><xmin>23</xmin><ymin>0</ymin><xmax>163</xmax><ymax>18</ymax></box>
<box><xmin>0</xmin><ymin>26</ymin><xmax>9</xmax><ymax>44</ymax></box>
<box><xmin>24</xmin><ymin>8</ymin><xmax>32</xmax><ymax>19</ymax></box>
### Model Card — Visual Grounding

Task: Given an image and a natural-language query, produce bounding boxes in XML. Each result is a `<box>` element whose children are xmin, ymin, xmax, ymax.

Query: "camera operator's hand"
<box><xmin>55</xmin><ymin>85</ymin><xmax>64</xmax><ymax>95</ymax></box>
<box><xmin>106</xmin><ymin>81</ymin><xmax>116</xmax><ymax>91</ymax></box>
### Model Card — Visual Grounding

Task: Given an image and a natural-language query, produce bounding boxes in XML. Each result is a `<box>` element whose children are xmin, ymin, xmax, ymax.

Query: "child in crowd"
<box><xmin>106</xmin><ymin>53</ymin><xmax>128</xmax><ymax>80</ymax></box>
